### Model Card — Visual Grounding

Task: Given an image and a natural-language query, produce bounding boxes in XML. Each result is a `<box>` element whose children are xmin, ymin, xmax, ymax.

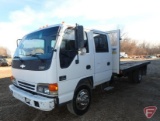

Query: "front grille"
<box><xmin>18</xmin><ymin>81</ymin><xmax>35</xmax><ymax>90</ymax></box>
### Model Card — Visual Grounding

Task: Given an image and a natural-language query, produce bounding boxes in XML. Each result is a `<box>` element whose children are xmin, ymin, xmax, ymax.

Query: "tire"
<box><xmin>128</xmin><ymin>70</ymin><xmax>142</xmax><ymax>83</ymax></box>
<box><xmin>67</xmin><ymin>85</ymin><xmax>91</xmax><ymax>116</ymax></box>
<box><xmin>134</xmin><ymin>70</ymin><xmax>142</xmax><ymax>83</ymax></box>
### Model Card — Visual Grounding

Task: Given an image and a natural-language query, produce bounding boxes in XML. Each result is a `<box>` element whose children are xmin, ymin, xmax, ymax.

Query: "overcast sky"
<box><xmin>0</xmin><ymin>0</ymin><xmax>160</xmax><ymax>53</ymax></box>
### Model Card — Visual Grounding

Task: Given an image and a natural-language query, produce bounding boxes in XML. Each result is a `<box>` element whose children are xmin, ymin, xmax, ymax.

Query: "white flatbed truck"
<box><xmin>9</xmin><ymin>23</ymin><xmax>150</xmax><ymax>115</ymax></box>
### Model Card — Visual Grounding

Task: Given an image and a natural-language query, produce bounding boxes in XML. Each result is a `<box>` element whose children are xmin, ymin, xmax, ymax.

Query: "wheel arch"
<box><xmin>75</xmin><ymin>76</ymin><xmax>93</xmax><ymax>90</ymax></box>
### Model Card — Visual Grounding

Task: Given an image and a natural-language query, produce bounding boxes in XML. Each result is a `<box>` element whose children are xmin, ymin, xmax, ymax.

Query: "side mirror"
<box><xmin>76</xmin><ymin>24</ymin><xmax>84</xmax><ymax>49</ymax></box>
<box><xmin>17</xmin><ymin>39</ymin><xmax>22</xmax><ymax>47</ymax></box>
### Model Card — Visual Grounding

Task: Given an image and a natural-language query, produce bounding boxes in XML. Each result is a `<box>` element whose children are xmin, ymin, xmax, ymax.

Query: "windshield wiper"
<box><xmin>27</xmin><ymin>54</ymin><xmax>45</xmax><ymax>62</ymax></box>
<box><xmin>14</xmin><ymin>56</ymin><xmax>24</xmax><ymax>62</ymax></box>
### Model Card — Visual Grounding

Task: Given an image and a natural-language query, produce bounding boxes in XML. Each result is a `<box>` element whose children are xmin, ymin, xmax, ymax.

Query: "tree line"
<box><xmin>0</xmin><ymin>46</ymin><xmax>12</xmax><ymax>58</ymax></box>
<box><xmin>0</xmin><ymin>38</ymin><xmax>160</xmax><ymax>58</ymax></box>
<box><xmin>120</xmin><ymin>37</ymin><xmax>160</xmax><ymax>56</ymax></box>
<box><xmin>0</xmin><ymin>46</ymin><xmax>8</xmax><ymax>57</ymax></box>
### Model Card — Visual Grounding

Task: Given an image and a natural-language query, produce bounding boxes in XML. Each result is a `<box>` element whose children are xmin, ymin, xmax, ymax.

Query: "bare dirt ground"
<box><xmin>0</xmin><ymin>59</ymin><xmax>160</xmax><ymax>121</ymax></box>
<box><xmin>0</xmin><ymin>67</ymin><xmax>11</xmax><ymax>79</ymax></box>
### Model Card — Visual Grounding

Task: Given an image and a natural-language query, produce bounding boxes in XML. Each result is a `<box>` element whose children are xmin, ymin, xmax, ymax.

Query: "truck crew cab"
<box><xmin>9</xmin><ymin>23</ymin><xmax>149</xmax><ymax>115</ymax></box>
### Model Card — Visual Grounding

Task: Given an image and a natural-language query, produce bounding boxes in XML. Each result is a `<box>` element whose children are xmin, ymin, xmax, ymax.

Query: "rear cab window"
<box><xmin>93</xmin><ymin>33</ymin><xmax>109</xmax><ymax>53</ymax></box>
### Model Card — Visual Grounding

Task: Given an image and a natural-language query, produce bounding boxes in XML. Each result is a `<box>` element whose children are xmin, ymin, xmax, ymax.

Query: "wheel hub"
<box><xmin>76</xmin><ymin>89</ymin><xmax>90</xmax><ymax>110</ymax></box>
<box><xmin>139</xmin><ymin>73</ymin><xmax>142</xmax><ymax>81</ymax></box>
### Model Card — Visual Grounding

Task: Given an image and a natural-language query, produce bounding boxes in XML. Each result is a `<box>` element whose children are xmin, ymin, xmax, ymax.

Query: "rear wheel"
<box><xmin>135</xmin><ymin>70</ymin><xmax>142</xmax><ymax>83</ymax></box>
<box><xmin>67</xmin><ymin>85</ymin><xmax>91</xmax><ymax>116</ymax></box>
<box><xmin>128</xmin><ymin>70</ymin><xmax>142</xmax><ymax>83</ymax></box>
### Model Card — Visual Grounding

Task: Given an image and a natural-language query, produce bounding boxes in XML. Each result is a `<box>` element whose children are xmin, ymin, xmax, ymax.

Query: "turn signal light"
<box><xmin>49</xmin><ymin>83</ymin><xmax>58</xmax><ymax>91</ymax></box>
<box><xmin>10</xmin><ymin>76</ymin><xmax>15</xmax><ymax>81</ymax></box>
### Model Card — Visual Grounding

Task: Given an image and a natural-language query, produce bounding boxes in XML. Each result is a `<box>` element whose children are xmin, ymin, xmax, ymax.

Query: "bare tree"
<box><xmin>120</xmin><ymin>37</ymin><xmax>138</xmax><ymax>55</ymax></box>
<box><xmin>0</xmin><ymin>46</ymin><xmax>7</xmax><ymax>57</ymax></box>
<box><xmin>120</xmin><ymin>38</ymin><xmax>160</xmax><ymax>56</ymax></box>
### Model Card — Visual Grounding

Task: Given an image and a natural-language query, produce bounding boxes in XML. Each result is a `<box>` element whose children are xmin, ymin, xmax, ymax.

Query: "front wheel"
<box><xmin>67</xmin><ymin>86</ymin><xmax>91</xmax><ymax>116</ymax></box>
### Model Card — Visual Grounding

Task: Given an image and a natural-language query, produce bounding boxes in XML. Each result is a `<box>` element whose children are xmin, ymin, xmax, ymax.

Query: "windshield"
<box><xmin>14</xmin><ymin>26</ymin><xmax>60</xmax><ymax>59</ymax></box>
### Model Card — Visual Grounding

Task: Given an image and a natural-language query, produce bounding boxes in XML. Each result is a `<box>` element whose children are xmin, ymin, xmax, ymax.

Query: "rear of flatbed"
<box><xmin>119</xmin><ymin>61</ymin><xmax>150</xmax><ymax>83</ymax></box>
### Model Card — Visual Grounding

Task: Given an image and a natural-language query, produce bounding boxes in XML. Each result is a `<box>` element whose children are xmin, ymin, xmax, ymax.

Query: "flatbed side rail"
<box><xmin>120</xmin><ymin>61</ymin><xmax>150</xmax><ymax>75</ymax></box>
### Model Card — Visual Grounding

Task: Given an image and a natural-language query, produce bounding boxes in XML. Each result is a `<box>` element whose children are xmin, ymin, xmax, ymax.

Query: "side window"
<box><xmin>93</xmin><ymin>33</ymin><xmax>109</xmax><ymax>52</ymax></box>
<box><xmin>59</xmin><ymin>28</ymin><xmax>89</xmax><ymax>68</ymax></box>
<box><xmin>59</xmin><ymin>28</ymin><xmax>76</xmax><ymax>68</ymax></box>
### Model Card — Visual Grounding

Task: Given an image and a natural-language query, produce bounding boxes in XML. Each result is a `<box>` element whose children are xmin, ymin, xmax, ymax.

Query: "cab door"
<box><xmin>57</xmin><ymin>28</ymin><xmax>93</xmax><ymax>104</ymax></box>
<box><xmin>92</xmin><ymin>31</ymin><xmax>112</xmax><ymax>86</ymax></box>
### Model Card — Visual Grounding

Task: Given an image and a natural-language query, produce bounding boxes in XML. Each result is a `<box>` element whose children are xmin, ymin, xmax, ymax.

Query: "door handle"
<box><xmin>107</xmin><ymin>62</ymin><xmax>110</xmax><ymax>66</ymax></box>
<box><xmin>86</xmin><ymin>65</ymin><xmax>91</xmax><ymax>69</ymax></box>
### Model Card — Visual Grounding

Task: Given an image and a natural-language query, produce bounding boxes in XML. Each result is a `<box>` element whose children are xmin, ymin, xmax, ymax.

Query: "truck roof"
<box><xmin>26</xmin><ymin>24</ymin><xmax>62</xmax><ymax>35</ymax></box>
<box><xmin>23</xmin><ymin>23</ymin><xmax>113</xmax><ymax>38</ymax></box>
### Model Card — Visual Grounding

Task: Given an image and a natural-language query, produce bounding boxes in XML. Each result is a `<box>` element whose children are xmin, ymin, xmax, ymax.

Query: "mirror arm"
<box><xmin>17</xmin><ymin>39</ymin><xmax>22</xmax><ymax>47</ymax></box>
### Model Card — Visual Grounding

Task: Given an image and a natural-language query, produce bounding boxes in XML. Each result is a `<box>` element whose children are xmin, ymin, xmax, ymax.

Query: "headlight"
<box><xmin>37</xmin><ymin>83</ymin><xmax>58</xmax><ymax>95</ymax></box>
<box><xmin>37</xmin><ymin>85</ymin><xmax>49</xmax><ymax>94</ymax></box>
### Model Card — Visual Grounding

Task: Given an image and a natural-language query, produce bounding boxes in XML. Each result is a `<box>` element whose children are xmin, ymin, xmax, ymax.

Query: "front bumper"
<box><xmin>9</xmin><ymin>85</ymin><xmax>55</xmax><ymax>111</ymax></box>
